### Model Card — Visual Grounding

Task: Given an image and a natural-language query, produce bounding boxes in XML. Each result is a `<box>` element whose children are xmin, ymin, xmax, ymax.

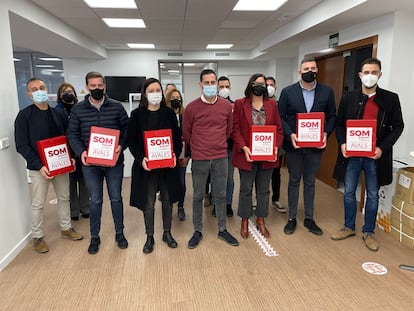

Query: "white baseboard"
<box><xmin>0</xmin><ymin>232</ymin><xmax>31</xmax><ymax>272</ymax></box>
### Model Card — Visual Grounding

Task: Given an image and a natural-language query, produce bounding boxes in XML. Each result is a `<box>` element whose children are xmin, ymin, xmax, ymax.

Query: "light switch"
<box><xmin>0</xmin><ymin>137</ymin><xmax>10</xmax><ymax>150</ymax></box>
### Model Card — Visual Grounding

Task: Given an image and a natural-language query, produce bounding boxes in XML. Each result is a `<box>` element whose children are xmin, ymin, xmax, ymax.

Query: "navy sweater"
<box><xmin>67</xmin><ymin>94</ymin><xmax>129</xmax><ymax>163</ymax></box>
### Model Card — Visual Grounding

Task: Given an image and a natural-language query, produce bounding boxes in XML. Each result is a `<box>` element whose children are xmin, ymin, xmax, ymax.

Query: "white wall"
<box><xmin>0</xmin><ymin>0</ymin><xmax>32</xmax><ymax>271</ymax></box>
<box><xmin>298</xmin><ymin>12</ymin><xmax>414</xmax><ymax>159</ymax></box>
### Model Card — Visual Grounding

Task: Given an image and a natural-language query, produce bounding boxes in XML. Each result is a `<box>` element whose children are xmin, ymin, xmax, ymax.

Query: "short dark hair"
<box><xmin>139</xmin><ymin>77</ymin><xmax>166</xmax><ymax>109</ymax></box>
<box><xmin>165</xmin><ymin>83</ymin><xmax>176</xmax><ymax>90</ymax></box>
<box><xmin>265</xmin><ymin>76</ymin><xmax>276</xmax><ymax>84</ymax></box>
<box><xmin>200</xmin><ymin>69</ymin><xmax>217</xmax><ymax>82</ymax></box>
<box><xmin>360</xmin><ymin>57</ymin><xmax>382</xmax><ymax>71</ymax></box>
<box><xmin>85</xmin><ymin>71</ymin><xmax>105</xmax><ymax>85</ymax></box>
<box><xmin>301</xmin><ymin>57</ymin><xmax>316</xmax><ymax>65</ymax></box>
<box><xmin>218</xmin><ymin>76</ymin><xmax>230</xmax><ymax>83</ymax></box>
<box><xmin>26</xmin><ymin>77</ymin><xmax>45</xmax><ymax>89</ymax></box>
<box><xmin>244</xmin><ymin>73</ymin><xmax>268</xmax><ymax>99</ymax></box>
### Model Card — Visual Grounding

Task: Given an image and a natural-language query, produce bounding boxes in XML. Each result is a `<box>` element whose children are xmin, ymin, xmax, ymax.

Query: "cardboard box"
<box><xmin>144</xmin><ymin>129</ymin><xmax>174</xmax><ymax>169</ymax></box>
<box><xmin>249</xmin><ymin>125</ymin><xmax>277</xmax><ymax>161</ymax></box>
<box><xmin>391</xmin><ymin>196</ymin><xmax>414</xmax><ymax>228</ymax></box>
<box><xmin>390</xmin><ymin>224</ymin><xmax>414</xmax><ymax>250</ymax></box>
<box><xmin>86</xmin><ymin>126</ymin><xmax>120</xmax><ymax>167</ymax></box>
<box><xmin>394</xmin><ymin>167</ymin><xmax>414</xmax><ymax>204</ymax></box>
<box><xmin>36</xmin><ymin>135</ymin><xmax>74</xmax><ymax>177</ymax></box>
<box><xmin>390</xmin><ymin>196</ymin><xmax>414</xmax><ymax>249</ymax></box>
<box><xmin>296</xmin><ymin>112</ymin><xmax>324</xmax><ymax>147</ymax></box>
<box><xmin>345</xmin><ymin>119</ymin><xmax>376</xmax><ymax>157</ymax></box>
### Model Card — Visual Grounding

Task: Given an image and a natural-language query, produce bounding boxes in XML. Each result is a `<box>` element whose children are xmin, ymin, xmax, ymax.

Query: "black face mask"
<box><xmin>62</xmin><ymin>93</ymin><xmax>75</xmax><ymax>104</ymax></box>
<box><xmin>252</xmin><ymin>84</ymin><xmax>266</xmax><ymax>97</ymax></box>
<box><xmin>170</xmin><ymin>99</ymin><xmax>181</xmax><ymax>109</ymax></box>
<box><xmin>301</xmin><ymin>71</ymin><xmax>317</xmax><ymax>83</ymax></box>
<box><xmin>90</xmin><ymin>88</ymin><xmax>104</xmax><ymax>100</ymax></box>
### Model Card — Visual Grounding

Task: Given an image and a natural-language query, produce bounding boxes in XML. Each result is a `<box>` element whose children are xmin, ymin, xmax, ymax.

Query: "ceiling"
<box><xmin>11</xmin><ymin>0</ymin><xmax>414</xmax><ymax>60</ymax></box>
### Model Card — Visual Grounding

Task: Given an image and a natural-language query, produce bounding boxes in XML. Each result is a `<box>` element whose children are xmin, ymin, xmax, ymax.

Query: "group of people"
<box><xmin>14</xmin><ymin>56</ymin><xmax>403</xmax><ymax>256</ymax></box>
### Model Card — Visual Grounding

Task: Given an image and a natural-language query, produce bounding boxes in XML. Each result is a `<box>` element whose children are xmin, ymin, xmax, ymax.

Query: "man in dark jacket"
<box><xmin>14</xmin><ymin>77</ymin><xmax>83</xmax><ymax>254</ymax></box>
<box><xmin>331</xmin><ymin>57</ymin><xmax>404</xmax><ymax>251</ymax></box>
<box><xmin>67</xmin><ymin>71</ymin><xmax>129</xmax><ymax>255</ymax></box>
<box><xmin>278</xmin><ymin>57</ymin><xmax>336</xmax><ymax>236</ymax></box>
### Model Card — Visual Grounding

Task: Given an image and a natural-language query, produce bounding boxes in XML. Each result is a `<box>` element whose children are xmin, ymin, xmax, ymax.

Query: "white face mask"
<box><xmin>147</xmin><ymin>92</ymin><xmax>162</xmax><ymax>105</ymax></box>
<box><xmin>361</xmin><ymin>74</ymin><xmax>379</xmax><ymax>88</ymax></box>
<box><xmin>218</xmin><ymin>88</ymin><xmax>230</xmax><ymax>98</ymax></box>
<box><xmin>267</xmin><ymin>85</ymin><xmax>275</xmax><ymax>97</ymax></box>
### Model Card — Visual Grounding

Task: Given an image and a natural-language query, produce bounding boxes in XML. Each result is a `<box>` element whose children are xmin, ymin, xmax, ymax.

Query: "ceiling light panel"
<box><xmin>102</xmin><ymin>18</ymin><xmax>146</xmax><ymax>28</ymax></box>
<box><xmin>233</xmin><ymin>0</ymin><xmax>288</xmax><ymax>11</ymax></box>
<box><xmin>83</xmin><ymin>0</ymin><xmax>137</xmax><ymax>9</ymax></box>
<box><xmin>206</xmin><ymin>44</ymin><xmax>234</xmax><ymax>49</ymax></box>
<box><xmin>127</xmin><ymin>43</ymin><xmax>155</xmax><ymax>49</ymax></box>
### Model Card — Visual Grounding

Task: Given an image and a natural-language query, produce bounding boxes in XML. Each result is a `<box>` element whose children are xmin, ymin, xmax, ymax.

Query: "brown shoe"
<box><xmin>61</xmin><ymin>228</ymin><xmax>83</xmax><ymax>241</ymax></box>
<box><xmin>363</xmin><ymin>233</ymin><xmax>379</xmax><ymax>251</ymax></box>
<box><xmin>331</xmin><ymin>227</ymin><xmax>356</xmax><ymax>241</ymax></box>
<box><xmin>256</xmin><ymin>217</ymin><xmax>270</xmax><ymax>238</ymax></box>
<box><xmin>34</xmin><ymin>238</ymin><xmax>49</xmax><ymax>253</ymax></box>
<box><xmin>240</xmin><ymin>218</ymin><xmax>249</xmax><ymax>239</ymax></box>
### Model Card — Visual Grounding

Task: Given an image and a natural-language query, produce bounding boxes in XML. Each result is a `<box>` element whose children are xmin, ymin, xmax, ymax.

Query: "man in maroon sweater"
<box><xmin>183</xmin><ymin>69</ymin><xmax>239</xmax><ymax>249</ymax></box>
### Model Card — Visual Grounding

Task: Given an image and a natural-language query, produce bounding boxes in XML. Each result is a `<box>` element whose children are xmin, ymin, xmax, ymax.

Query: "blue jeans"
<box><xmin>191</xmin><ymin>158</ymin><xmax>228</xmax><ymax>232</ymax></box>
<box><xmin>344</xmin><ymin>157</ymin><xmax>378</xmax><ymax>233</ymax></box>
<box><xmin>82</xmin><ymin>162</ymin><xmax>125</xmax><ymax>238</ymax></box>
<box><xmin>178</xmin><ymin>166</ymin><xmax>186</xmax><ymax>208</ymax></box>
<box><xmin>286</xmin><ymin>149</ymin><xmax>322</xmax><ymax>219</ymax></box>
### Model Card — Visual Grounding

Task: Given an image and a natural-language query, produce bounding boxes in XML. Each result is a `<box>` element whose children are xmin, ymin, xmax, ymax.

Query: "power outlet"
<box><xmin>0</xmin><ymin>137</ymin><xmax>10</xmax><ymax>150</ymax></box>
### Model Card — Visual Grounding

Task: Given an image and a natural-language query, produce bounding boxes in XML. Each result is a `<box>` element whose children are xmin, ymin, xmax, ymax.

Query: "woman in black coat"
<box><xmin>127</xmin><ymin>78</ymin><xmax>182</xmax><ymax>254</ymax></box>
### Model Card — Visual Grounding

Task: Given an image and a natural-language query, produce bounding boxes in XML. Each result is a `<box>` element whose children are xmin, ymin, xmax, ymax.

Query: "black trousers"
<box><xmin>143</xmin><ymin>170</ymin><xmax>172</xmax><ymax>236</ymax></box>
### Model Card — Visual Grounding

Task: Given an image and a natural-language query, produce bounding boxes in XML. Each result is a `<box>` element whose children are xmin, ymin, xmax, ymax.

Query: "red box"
<box><xmin>36</xmin><ymin>136</ymin><xmax>74</xmax><ymax>177</ymax></box>
<box><xmin>86</xmin><ymin>126</ymin><xmax>120</xmax><ymax>166</ymax></box>
<box><xmin>346</xmin><ymin>119</ymin><xmax>376</xmax><ymax>157</ymax></box>
<box><xmin>144</xmin><ymin>129</ymin><xmax>174</xmax><ymax>169</ymax></box>
<box><xmin>296</xmin><ymin>112</ymin><xmax>325</xmax><ymax>147</ymax></box>
<box><xmin>249</xmin><ymin>125</ymin><xmax>277</xmax><ymax>161</ymax></box>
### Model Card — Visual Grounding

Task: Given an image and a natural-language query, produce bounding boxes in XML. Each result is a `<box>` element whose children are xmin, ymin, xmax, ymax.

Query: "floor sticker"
<box><xmin>362</xmin><ymin>262</ymin><xmax>388</xmax><ymax>275</ymax></box>
<box><xmin>248</xmin><ymin>219</ymin><xmax>278</xmax><ymax>257</ymax></box>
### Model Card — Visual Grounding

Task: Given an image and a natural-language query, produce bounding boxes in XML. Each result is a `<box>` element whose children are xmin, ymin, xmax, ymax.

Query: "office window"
<box><xmin>13</xmin><ymin>52</ymin><xmax>64</xmax><ymax>110</ymax></box>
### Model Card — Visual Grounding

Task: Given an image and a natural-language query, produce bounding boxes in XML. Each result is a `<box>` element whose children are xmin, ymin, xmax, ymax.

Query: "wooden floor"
<box><xmin>1</xmin><ymin>168</ymin><xmax>414</xmax><ymax>310</ymax></box>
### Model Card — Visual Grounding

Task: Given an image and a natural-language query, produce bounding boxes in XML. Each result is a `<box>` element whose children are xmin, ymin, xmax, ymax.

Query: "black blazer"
<box><xmin>333</xmin><ymin>87</ymin><xmax>404</xmax><ymax>186</ymax></box>
<box><xmin>278</xmin><ymin>81</ymin><xmax>336</xmax><ymax>152</ymax></box>
<box><xmin>127</xmin><ymin>106</ymin><xmax>182</xmax><ymax>210</ymax></box>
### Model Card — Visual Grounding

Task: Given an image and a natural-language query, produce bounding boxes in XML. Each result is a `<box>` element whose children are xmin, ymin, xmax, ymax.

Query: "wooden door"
<box><xmin>315</xmin><ymin>55</ymin><xmax>344</xmax><ymax>188</ymax></box>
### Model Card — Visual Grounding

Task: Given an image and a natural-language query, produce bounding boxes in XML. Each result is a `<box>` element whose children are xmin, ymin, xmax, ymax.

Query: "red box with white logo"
<box><xmin>144</xmin><ymin>129</ymin><xmax>174</xmax><ymax>169</ymax></box>
<box><xmin>249</xmin><ymin>125</ymin><xmax>277</xmax><ymax>161</ymax></box>
<box><xmin>296</xmin><ymin>112</ymin><xmax>325</xmax><ymax>147</ymax></box>
<box><xmin>86</xmin><ymin>126</ymin><xmax>120</xmax><ymax>166</ymax></box>
<box><xmin>345</xmin><ymin>119</ymin><xmax>376</xmax><ymax>157</ymax></box>
<box><xmin>36</xmin><ymin>135</ymin><xmax>74</xmax><ymax>177</ymax></box>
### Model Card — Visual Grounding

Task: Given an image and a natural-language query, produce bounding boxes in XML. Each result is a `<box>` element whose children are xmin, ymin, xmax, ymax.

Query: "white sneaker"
<box><xmin>272</xmin><ymin>201</ymin><xmax>287</xmax><ymax>213</ymax></box>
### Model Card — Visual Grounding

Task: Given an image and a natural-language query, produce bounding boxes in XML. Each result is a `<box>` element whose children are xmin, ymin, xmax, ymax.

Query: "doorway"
<box><xmin>308</xmin><ymin>36</ymin><xmax>377</xmax><ymax>188</ymax></box>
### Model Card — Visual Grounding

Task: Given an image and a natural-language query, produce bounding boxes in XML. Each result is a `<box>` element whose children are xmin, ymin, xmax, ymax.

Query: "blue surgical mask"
<box><xmin>32</xmin><ymin>90</ymin><xmax>48</xmax><ymax>104</ymax></box>
<box><xmin>203</xmin><ymin>85</ymin><xmax>217</xmax><ymax>98</ymax></box>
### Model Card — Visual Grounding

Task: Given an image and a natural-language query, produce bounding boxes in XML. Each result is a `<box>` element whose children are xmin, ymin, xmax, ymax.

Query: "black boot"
<box><xmin>178</xmin><ymin>206</ymin><xmax>186</xmax><ymax>221</ymax></box>
<box><xmin>143</xmin><ymin>235</ymin><xmax>154</xmax><ymax>254</ymax></box>
<box><xmin>226</xmin><ymin>204</ymin><xmax>234</xmax><ymax>217</ymax></box>
<box><xmin>162</xmin><ymin>231</ymin><xmax>178</xmax><ymax>248</ymax></box>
